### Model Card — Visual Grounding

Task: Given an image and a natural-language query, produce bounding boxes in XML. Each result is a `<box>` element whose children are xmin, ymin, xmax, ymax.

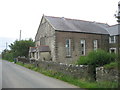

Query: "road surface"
<box><xmin>1</xmin><ymin>60</ymin><xmax>79</xmax><ymax>88</ymax></box>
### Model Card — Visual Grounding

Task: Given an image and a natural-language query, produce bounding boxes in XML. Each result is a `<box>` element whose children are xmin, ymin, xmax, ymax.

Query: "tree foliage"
<box><xmin>2</xmin><ymin>49</ymin><xmax>14</xmax><ymax>60</ymax></box>
<box><xmin>2</xmin><ymin>39</ymin><xmax>35</xmax><ymax>60</ymax></box>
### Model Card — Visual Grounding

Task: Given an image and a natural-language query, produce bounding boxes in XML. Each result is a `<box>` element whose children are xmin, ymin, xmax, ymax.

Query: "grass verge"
<box><xmin>16</xmin><ymin>62</ymin><xmax>118</xmax><ymax>89</ymax></box>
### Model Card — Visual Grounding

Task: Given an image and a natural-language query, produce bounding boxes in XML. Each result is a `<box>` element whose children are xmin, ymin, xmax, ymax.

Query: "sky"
<box><xmin>0</xmin><ymin>0</ymin><xmax>119</xmax><ymax>53</ymax></box>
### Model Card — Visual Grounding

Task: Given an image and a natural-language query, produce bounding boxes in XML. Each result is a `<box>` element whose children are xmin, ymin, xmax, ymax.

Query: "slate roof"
<box><xmin>29</xmin><ymin>47</ymin><xmax>37</xmax><ymax>52</ymax></box>
<box><xmin>107</xmin><ymin>24</ymin><xmax>120</xmax><ymax>36</ymax></box>
<box><xmin>45</xmin><ymin>16</ymin><xmax>109</xmax><ymax>35</ymax></box>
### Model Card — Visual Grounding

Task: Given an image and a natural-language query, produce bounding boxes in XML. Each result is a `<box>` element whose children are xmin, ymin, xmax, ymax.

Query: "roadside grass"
<box><xmin>16</xmin><ymin>62</ymin><xmax>118</xmax><ymax>89</ymax></box>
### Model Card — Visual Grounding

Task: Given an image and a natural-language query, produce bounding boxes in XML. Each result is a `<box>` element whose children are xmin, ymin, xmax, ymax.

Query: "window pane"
<box><xmin>80</xmin><ymin>40</ymin><xmax>85</xmax><ymax>55</ymax></box>
<box><xmin>109</xmin><ymin>36</ymin><xmax>115</xmax><ymax>43</ymax></box>
<box><xmin>65</xmin><ymin>39</ymin><xmax>71</xmax><ymax>56</ymax></box>
<box><xmin>93</xmin><ymin>40</ymin><xmax>97</xmax><ymax>50</ymax></box>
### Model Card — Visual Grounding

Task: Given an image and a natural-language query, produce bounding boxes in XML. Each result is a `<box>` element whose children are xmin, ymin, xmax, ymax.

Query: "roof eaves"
<box><xmin>55</xmin><ymin>29</ymin><xmax>109</xmax><ymax>35</ymax></box>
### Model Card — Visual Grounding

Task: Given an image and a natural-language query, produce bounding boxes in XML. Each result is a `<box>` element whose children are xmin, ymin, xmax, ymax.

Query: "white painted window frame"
<box><xmin>93</xmin><ymin>40</ymin><xmax>98</xmax><ymax>51</ymax></box>
<box><xmin>80</xmin><ymin>40</ymin><xmax>86</xmax><ymax>55</ymax></box>
<box><xmin>109</xmin><ymin>36</ymin><xmax>116</xmax><ymax>43</ymax></box>
<box><xmin>109</xmin><ymin>48</ymin><xmax>116</xmax><ymax>53</ymax></box>
<box><xmin>65</xmin><ymin>39</ymin><xmax>71</xmax><ymax>57</ymax></box>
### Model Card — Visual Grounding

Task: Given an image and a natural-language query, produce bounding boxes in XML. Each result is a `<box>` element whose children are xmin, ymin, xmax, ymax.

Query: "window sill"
<box><xmin>109</xmin><ymin>42</ymin><xmax>116</xmax><ymax>44</ymax></box>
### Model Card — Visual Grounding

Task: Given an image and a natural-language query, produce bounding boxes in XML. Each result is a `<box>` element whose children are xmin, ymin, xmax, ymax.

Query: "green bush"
<box><xmin>104</xmin><ymin>62</ymin><xmax>118</xmax><ymax>69</ymax></box>
<box><xmin>77</xmin><ymin>49</ymin><xmax>117</xmax><ymax>67</ymax></box>
<box><xmin>3</xmin><ymin>52</ymin><xmax>14</xmax><ymax>61</ymax></box>
<box><xmin>77</xmin><ymin>56</ymin><xmax>88</xmax><ymax>65</ymax></box>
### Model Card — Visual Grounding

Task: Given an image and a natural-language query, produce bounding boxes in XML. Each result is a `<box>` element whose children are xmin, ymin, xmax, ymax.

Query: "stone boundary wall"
<box><xmin>37</xmin><ymin>61</ymin><xmax>95</xmax><ymax>81</ymax></box>
<box><xmin>37</xmin><ymin>61</ymin><xmax>118</xmax><ymax>82</ymax></box>
<box><xmin>17</xmin><ymin>58</ymin><xmax>118</xmax><ymax>82</ymax></box>
<box><xmin>96</xmin><ymin>67</ymin><xmax>118</xmax><ymax>82</ymax></box>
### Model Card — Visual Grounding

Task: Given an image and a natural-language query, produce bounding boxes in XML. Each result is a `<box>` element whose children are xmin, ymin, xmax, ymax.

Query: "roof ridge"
<box><xmin>44</xmin><ymin>15</ymin><xmax>110</xmax><ymax>25</ymax></box>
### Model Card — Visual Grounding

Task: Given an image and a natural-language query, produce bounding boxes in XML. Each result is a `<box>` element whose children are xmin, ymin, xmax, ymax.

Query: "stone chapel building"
<box><xmin>29</xmin><ymin>15</ymin><xmax>119</xmax><ymax>64</ymax></box>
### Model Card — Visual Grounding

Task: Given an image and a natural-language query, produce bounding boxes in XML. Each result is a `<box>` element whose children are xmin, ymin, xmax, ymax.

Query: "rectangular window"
<box><xmin>109</xmin><ymin>48</ymin><xmax>116</xmax><ymax>53</ymax></box>
<box><xmin>93</xmin><ymin>40</ymin><xmax>98</xmax><ymax>51</ymax></box>
<box><xmin>40</xmin><ymin>37</ymin><xmax>45</xmax><ymax>45</ymax></box>
<box><xmin>80</xmin><ymin>40</ymin><xmax>85</xmax><ymax>55</ymax></box>
<box><xmin>65</xmin><ymin>39</ymin><xmax>71</xmax><ymax>57</ymax></box>
<box><xmin>36</xmin><ymin>52</ymin><xmax>39</xmax><ymax>59</ymax></box>
<box><xmin>109</xmin><ymin>36</ymin><xmax>116</xmax><ymax>43</ymax></box>
<box><xmin>32</xmin><ymin>52</ymin><xmax>35</xmax><ymax>58</ymax></box>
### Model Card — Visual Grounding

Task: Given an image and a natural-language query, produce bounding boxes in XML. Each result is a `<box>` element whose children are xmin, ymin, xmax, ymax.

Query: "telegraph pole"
<box><xmin>6</xmin><ymin>42</ymin><xmax>8</xmax><ymax>50</ymax></box>
<box><xmin>19</xmin><ymin>30</ymin><xmax>21</xmax><ymax>41</ymax></box>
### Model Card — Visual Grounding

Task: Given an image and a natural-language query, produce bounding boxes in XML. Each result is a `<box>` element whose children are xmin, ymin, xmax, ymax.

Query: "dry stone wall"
<box><xmin>96</xmin><ymin>67</ymin><xmax>118</xmax><ymax>82</ymax></box>
<box><xmin>37</xmin><ymin>61</ymin><xmax>95</xmax><ymax>81</ymax></box>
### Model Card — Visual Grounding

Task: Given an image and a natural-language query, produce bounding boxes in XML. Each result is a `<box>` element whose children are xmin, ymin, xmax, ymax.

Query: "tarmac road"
<box><xmin>1</xmin><ymin>60</ymin><xmax>80</xmax><ymax>88</ymax></box>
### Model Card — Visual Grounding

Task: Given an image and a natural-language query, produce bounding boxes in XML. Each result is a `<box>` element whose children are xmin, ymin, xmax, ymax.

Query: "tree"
<box><xmin>2</xmin><ymin>50</ymin><xmax>14</xmax><ymax>60</ymax></box>
<box><xmin>9</xmin><ymin>39</ymin><xmax>35</xmax><ymax>58</ymax></box>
